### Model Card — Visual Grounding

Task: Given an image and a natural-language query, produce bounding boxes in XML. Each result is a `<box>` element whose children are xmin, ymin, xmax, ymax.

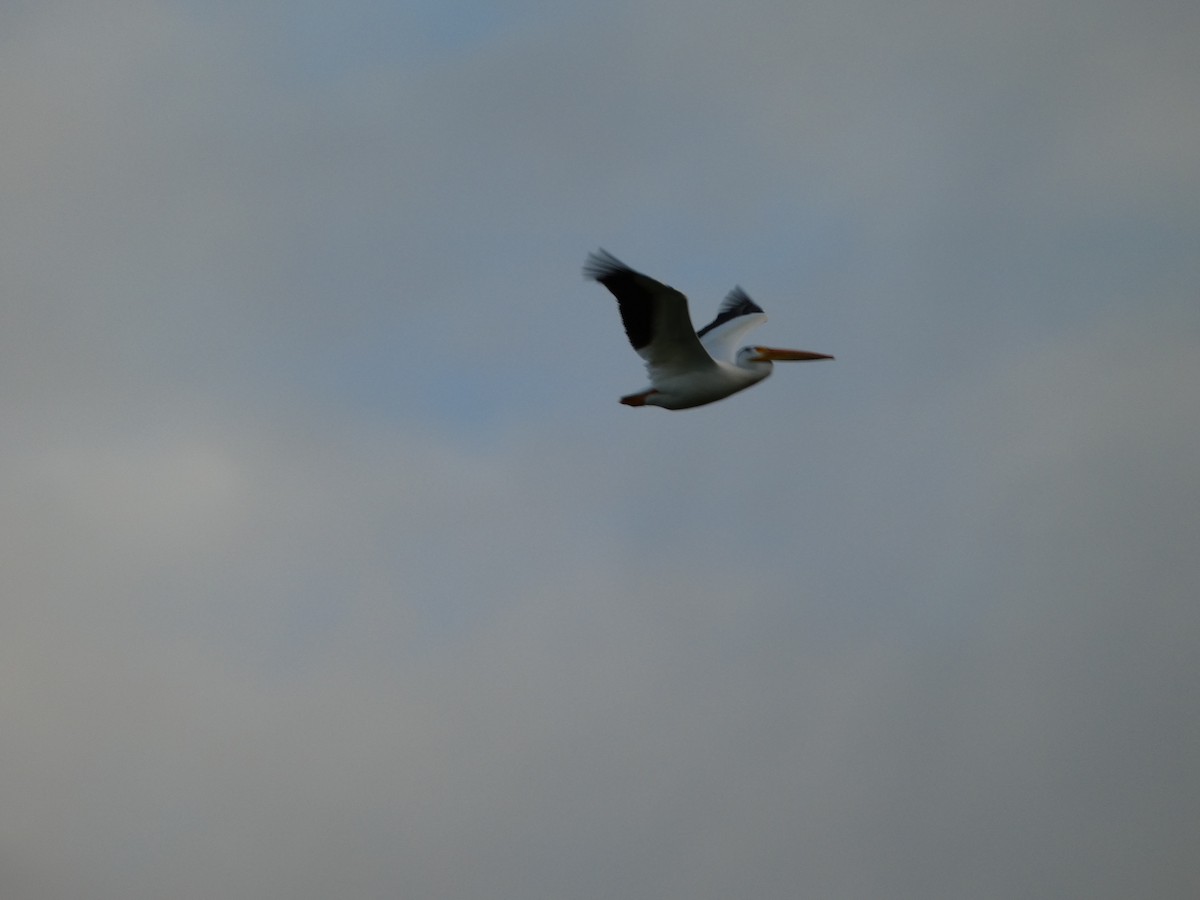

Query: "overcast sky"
<box><xmin>2</xmin><ymin>1</ymin><xmax>1198</xmax><ymax>897</ymax></box>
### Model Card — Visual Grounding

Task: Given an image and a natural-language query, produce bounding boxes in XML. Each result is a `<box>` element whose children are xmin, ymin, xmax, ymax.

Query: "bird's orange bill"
<box><xmin>752</xmin><ymin>347</ymin><xmax>834</xmax><ymax>362</ymax></box>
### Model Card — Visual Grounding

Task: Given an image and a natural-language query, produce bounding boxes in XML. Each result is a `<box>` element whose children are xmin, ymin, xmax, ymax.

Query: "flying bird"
<box><xmin>583</xmin><ymin>250</ymin><xmax>833</xmax><ymax>409</ymax></box>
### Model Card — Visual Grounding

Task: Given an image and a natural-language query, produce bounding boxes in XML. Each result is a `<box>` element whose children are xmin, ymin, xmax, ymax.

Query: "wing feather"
<box><xmin>696</xmin><ymin>286</ymin><xmax>768</xmax><ymax>363</ymax></box>
<box><xmin>584</xmin><ymin>250</ymin><xmax>715</xmax><ymax>375</ymax></box>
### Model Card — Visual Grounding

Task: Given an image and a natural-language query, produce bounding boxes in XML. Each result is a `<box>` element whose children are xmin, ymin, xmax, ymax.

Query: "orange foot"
<box><xmin>619</xmin><ymin>389</ymin><xmax>659</xmax><ymax>407</ymax></box>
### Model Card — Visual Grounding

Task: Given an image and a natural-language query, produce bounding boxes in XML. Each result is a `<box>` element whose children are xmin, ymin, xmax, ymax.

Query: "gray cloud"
<box><xmin>2</xmin><ymin>0</ymin><xmax>1198</xmax><ymax>897</ymax></box>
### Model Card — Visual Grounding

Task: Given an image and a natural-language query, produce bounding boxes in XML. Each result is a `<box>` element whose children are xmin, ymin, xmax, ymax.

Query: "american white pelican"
<box><xmin>584</xmin><ymin>250</ymin><xmax>833</xmax><ymax>409</ymax></box>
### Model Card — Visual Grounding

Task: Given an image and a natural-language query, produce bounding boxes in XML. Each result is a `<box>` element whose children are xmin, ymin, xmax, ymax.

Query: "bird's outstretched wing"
<box><xmin>584</xmin><ymin>250</ymin><xmax>716</xmax><ymax>376</ymax></box>
<box><xmin>695</xmin><ymin>287</ymin><xmax>768</xmax><ymax>363</ymax></box>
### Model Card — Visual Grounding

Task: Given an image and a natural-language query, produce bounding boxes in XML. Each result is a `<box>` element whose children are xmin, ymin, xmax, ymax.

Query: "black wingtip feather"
<box><xmin>721</xmin><ymin>286</ymin><xmax>764</xmax><ymax>316</ymax></box>
<box><xmin>583</xmin><ymin>249</ymin><xmax>660</xmax><ymax>351</ymax></box>
<box><xmin>695</xmin><ymin>286</ymin><xmax>764</xmax><ymax>338</ymax></box>
<box><xmin>582</xmin><ymin>248</ymin><xmax>632</xmax><ymax>282</ymax></box>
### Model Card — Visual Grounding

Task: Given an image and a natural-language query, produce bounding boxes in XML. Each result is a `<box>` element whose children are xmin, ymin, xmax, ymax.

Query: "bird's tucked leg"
<box><xmin>619</xmin><ymin>389</ymin><xmax>659</xmax><ymax>407</ymax></box>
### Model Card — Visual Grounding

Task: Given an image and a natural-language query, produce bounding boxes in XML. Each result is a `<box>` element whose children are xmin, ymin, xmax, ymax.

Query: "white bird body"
<box><xmin>638</xmin><ymin>358</ymin><xmax>766</xmax><ymax>410</ymax></box>
<box><xmin>584</xmin><ymin>250</ymin><xmax>832</xmax><ymax>410</ymax></box>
